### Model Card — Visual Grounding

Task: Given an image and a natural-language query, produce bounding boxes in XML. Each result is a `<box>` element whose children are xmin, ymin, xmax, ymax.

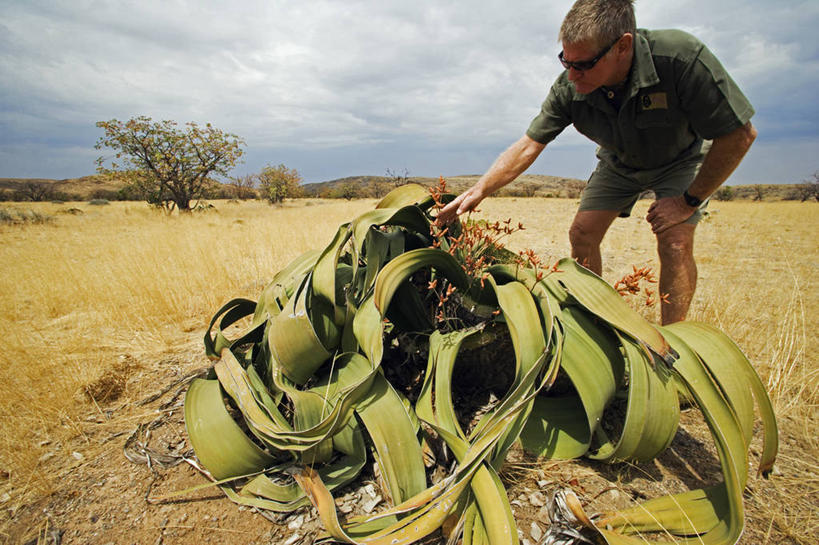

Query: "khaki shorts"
<box><xmin>579</xmin><ymin>152</ymin><xmax>708</xmax><ymax>224</ymax></box>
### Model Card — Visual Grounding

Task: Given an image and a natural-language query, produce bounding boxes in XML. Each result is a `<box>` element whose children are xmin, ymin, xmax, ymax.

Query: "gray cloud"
<box><xmin>1</xmin><ymin>0</ymin><xmax>816</xmax><ymax>183</ymax></box>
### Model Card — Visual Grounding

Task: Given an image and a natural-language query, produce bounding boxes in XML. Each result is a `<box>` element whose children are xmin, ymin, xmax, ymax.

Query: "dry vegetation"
<box><xmin>0</xmin><ymin>197</ymin><xmax>816</xmax><ymax>544</ymax></box>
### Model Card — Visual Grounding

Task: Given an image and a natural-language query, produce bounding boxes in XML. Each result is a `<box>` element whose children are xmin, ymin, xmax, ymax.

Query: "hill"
<box><xmin>0</xmin><ymin>175</ymin><xmax>124</xmax><ymax>201</ymax></box>
<box><xmin>0</xmin><ymin>175</ymin><xmax>813</xmax><ymax>202</ymax></box>
<box><xmin>300</xmin><ymin>174</ymin><xmax>587</xmax><ymax>198</ymax></box>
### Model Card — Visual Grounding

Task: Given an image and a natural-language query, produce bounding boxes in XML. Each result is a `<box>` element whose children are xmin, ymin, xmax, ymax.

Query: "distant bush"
<box><xmin>0</xmin><ymin>207</ymin><xmax>55</xmax><ymax>225</ymax></box>
<box><xmin>499</xmin><ymin>182</ymin><xmax>539</xmax><ymax>198</ymax></box>
<box><xmin>259</xmin><ymin>164</ymin><xmax>304</xmax><ymax>204</ymax></box>
<box><xmin>796</xmin><ymin>172</ymin><xmax>819</xmax><ymax>201</ymax></box>
<box><xmin>714</xmin><ymin>186</ymin><xmax>734</xmax><ymax>201</ymax></box>
<box><xmin>88</xmin><ymin>199</ymin><xmax>110</xmax><ymax>206</ymax></box>
<box><xmin>91</xmin><ymin>189</ymin><xmax>121</xmax><ymax>201</ymax></box>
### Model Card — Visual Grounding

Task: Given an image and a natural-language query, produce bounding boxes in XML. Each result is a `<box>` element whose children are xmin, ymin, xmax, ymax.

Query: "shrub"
<box><xmin>0</xmin><ymin>207</ymin><xmax>55</xmax><ymax>225</ymax></box>
<box><xmin>714</xmin><ymin>186</ymin><xmax>734</xmax><ymax>201</ymax></box>
<box><xmin>258</xmin><ymin>164</ymin><xmax>303</xmax><ymax>204</ymax></box>
<box><xmin>88</xmin><ymin>199</ymin><xmax>110</xmax><ymax>206</ymax></box>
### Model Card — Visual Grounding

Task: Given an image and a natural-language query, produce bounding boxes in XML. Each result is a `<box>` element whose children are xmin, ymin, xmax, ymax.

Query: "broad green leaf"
<box><xmin>666</xmin><ymin>321</ymin><xmax>778</xmax><ymax>476</ymax></box>
<box><xmin>184</xmin><ymin>378</ymin><xmax>276</xmax><ymax>480</ymax></box>
<box><xmin>549</xmin><ymin>258</ymin><xmax>675</xmax><ymax>364</ymax></box>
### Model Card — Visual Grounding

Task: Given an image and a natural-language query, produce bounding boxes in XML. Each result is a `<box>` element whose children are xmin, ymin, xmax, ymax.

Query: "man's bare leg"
<box><xmin>568</xmin><ymin>210</ymin><xmax>620</xmax><ymax>275</ymax></box>
<box><xmin>656</xmin><ymin>222</ymin><xmax>697</xmax><ymax>324</ymax></box>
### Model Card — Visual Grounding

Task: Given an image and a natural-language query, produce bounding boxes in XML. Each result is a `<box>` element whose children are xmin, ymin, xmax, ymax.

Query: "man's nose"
<box><xmin>567</xmin><ymin>67</ymin><xmax>582</xmax><ymax>81</ymax></box>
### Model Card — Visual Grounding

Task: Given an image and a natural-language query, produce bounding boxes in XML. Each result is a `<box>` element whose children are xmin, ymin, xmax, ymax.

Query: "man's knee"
<box><xmin>656</xmin><ymin>227</ymin><xmax>695</xmax><ymax>262</ymax></box>
<box><xmin>569</xmin><ymin>218</ymin><xmax>606</xmax><ymax>248</ymax></box>
<box><xmin>568</xmin><ymin>222</ymin><xmax>592</xmax><ymax>249</ymax></box>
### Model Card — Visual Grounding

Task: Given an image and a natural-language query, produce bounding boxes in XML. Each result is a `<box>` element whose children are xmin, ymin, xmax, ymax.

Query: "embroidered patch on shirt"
<box><xmin>640</xmin><ymin>92</ymin><xmax>668</xmax><ymax>111</ymax></box>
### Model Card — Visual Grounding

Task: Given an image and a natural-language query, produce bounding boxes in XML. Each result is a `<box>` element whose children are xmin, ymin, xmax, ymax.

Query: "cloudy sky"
<box><xmin>1</xmin><ymin>0</ymin><xmax>817</xmax><ymax>184</ymax></box>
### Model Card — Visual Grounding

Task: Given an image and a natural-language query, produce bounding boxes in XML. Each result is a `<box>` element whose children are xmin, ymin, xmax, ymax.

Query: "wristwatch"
<box><xmin>683</xmin><ymin>190</ymin><xmax>703</xmax><ymax>208</ymax></box>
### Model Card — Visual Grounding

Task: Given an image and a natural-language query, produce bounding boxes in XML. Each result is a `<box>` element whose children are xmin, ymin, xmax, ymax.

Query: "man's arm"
<box><xmin>647</xmin><ymin>121</ymin><xmax>757</xmax><ymax>233</ymax></box>
<box><xmin>436</xmin><ymin>134</ymin><xmax>546</xmax><ymax>224</ymax></box>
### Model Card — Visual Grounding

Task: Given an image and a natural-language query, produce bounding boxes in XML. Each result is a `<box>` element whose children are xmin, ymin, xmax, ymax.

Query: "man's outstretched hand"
<box><xmin>435</xmin><ymin>186</ymin><xmax>485</xmax><ymax>225</ymax></box>
<box><xmin>646</xmin><ymin>196</ymin><xmax>696</xmax><ymax>233</ymax></box>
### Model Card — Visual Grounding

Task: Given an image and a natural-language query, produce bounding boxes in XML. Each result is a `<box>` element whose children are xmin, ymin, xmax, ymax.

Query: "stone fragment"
<box><xmin>530</xmin><ymin>521</ymin><xmax>543</xmax><ymax>542</ymax></box>
<box><xmin>362</xmin><ymin>495</ymin><xmax>382</xmax><ymax>513</ymax></box>
<box><xmin>528</xmin><ymin>491</ymin><xmax>546</xmax><ymax>507</ymax></box>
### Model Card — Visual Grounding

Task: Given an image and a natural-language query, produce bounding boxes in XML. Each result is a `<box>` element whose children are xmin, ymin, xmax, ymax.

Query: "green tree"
<box><xmin>258</xmin><ymin>164</ymin><xmax>303</xmax><ymax>204</ymax></box>
<box><xmin>331</xmin><ymin>181</ymin><xmax>360</xmax><ymax>200</ymax></box>
<box><xmin>95</xmin><ymin>116</ymin><xmax>244</xmax><ymax>213</ymax></box>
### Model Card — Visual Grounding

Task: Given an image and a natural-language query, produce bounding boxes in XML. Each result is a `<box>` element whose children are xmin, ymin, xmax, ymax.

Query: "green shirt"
<box><xmin>526</xmin><ymin>29</ymin><xmax>755</xmax><ymax>171</ymax></box>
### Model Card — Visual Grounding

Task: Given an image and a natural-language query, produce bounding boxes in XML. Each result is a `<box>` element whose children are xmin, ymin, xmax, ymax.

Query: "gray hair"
<box><xmin>559</xmin><ymin>0</ymin><xmax>636</xmax><ymax>48</ymax></box>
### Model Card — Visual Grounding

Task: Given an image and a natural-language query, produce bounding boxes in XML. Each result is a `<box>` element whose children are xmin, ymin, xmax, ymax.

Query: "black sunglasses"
<box><xmin>558</xmin><ymin>36</ymin><xmax>622</xmax><ymax>71</ymax></box>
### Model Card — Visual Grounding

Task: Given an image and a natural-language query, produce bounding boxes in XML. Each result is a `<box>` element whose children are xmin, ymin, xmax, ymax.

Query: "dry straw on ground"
<box><xmin>0</xmin><ymin>197</ymin><xmax>816</xmax><ymax>544</ymax></box>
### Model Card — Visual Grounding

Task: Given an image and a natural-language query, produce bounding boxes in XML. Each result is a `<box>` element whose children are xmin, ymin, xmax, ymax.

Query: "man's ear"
<box><xmin>618</xmin><ymin>33</ymin><xmax>634</xmax><ymax>55</ymax></box>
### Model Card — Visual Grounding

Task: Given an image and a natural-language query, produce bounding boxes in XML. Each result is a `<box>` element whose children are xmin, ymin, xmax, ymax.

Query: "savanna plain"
<box><xmin>0</xmin><ymin>196</ymin><xmax>816</xmax><ymax>545</ymax></box>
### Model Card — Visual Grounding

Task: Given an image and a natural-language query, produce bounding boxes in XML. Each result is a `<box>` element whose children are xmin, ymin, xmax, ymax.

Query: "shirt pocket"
<box><xmin>634</xmin><ymin>110</ymin><xmax>673</xmax><ymax>128</ymax></box>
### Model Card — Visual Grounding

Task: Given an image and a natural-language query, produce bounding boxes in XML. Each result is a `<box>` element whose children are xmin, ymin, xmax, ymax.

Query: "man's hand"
<box><xmin>436</xmin><ymin>185</ymin><xmax>485</xmax><ymax>225</ymax></box>
<box><xmin>646</xmin><ymin>196</ymin><xmax>696</xmax><ymax>233</ymax></box>
<box><xmin>435</xmin><ymin>135</ymin><xmax>545</xmax><ymax>226</ymax></box>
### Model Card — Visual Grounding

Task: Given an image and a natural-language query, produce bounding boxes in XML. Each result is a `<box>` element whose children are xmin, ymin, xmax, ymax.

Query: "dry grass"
<box><xmin>0</xmin><ymin>196</ymin><xmax>816</xmax><ymax>543</ymax></box>
<box><xmin>0</xmin><ymin>199</ymin><xmax>375</xmax><ymax>503</ymax></box>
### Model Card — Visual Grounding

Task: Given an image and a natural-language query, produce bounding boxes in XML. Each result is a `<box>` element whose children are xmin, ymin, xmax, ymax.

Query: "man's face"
<box><xmin>560</xmin><ymin>38</ymin><xmax>622</xmax><ymax>95</ymax></box>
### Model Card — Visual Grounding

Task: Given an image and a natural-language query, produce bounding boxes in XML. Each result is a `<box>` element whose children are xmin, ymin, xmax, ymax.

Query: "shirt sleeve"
<box><xmin>526</xmin><ymin>76</ymin><xmax>573</xmax><ymax>145</ymax></box>
<box><xmin>677</xmin><ymin>43</ymin><xmax>754</xmax><ymax>140</ymax></box>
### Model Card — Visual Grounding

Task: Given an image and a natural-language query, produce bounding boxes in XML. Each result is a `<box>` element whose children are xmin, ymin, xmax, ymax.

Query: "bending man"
<box><xmin>437</xmin><ymin>0</ymin><xmax>756</xmax><ymax>324</ymax></box>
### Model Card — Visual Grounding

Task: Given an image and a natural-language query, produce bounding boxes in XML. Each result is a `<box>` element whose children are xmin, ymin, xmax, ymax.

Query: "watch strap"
<box><xmin>683</xmin><ymin>190</ymin><xmax>703</xmax><ymax>207</ymax></box>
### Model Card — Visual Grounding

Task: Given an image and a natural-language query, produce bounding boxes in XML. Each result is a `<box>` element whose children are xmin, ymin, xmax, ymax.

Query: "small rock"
<box><xmin>288</xmin><ymin>514</ymin><xmax>304</xmax><ymax>530</ymax></box>
<box><xmin>528</xmin><ymin>491</ymin><xmax>546</xmax><ymax>507</ymax></box>
<box><xmin>0</xmin><ymin>493</ymin><xmax>10</xmax><ymax>503</ymax></box>
<box><xmin>362</xmin><ymin>495</ymin><xmax>382</xmax><ymax>514</ymax></box>
<box><xmin>530</xmin><ymin>522</ymin><xmax>543</xmax><ymax>542</ymax></box>
<box><xmin>536</xmin><ymin>505</ymin><xmax>551</xmax><ymax>524</ymax></box>
<box><xmin>283</xmin><ymin>533</ymin><xmax>301</xmax><ymax>545</ymax></box>
<box><xmin>71</xmin><ymin>451</ymin><xmax>84</xmax><ymax>461</ymax></box>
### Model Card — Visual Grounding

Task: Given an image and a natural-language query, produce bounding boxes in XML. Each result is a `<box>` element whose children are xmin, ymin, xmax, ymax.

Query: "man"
<box><xmin>437</xmin><ymin>0</ymin><xmax>756</xmax><ymax>324</ymax></box>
